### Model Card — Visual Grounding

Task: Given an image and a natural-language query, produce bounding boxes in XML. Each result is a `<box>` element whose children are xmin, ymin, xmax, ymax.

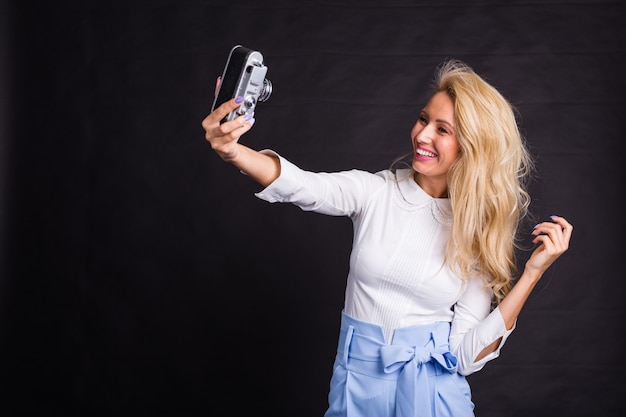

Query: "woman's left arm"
<box><xmin>475</xmin><ymin>215</ymin><xmax>574</xmax><ymax>360</ymax></box>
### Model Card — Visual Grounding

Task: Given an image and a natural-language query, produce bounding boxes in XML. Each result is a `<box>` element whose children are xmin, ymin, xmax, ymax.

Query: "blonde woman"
<box><xmin>202</xmin><ymin>59</ymin><xmax>573</xmax><ymax>417</ymax></box>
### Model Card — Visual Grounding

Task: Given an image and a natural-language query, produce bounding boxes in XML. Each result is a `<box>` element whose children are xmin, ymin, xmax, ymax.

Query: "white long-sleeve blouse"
<box><xmin>254</xmin><ymin>151</ymin><xmax>514</xmax><ymax>375</ymax></box>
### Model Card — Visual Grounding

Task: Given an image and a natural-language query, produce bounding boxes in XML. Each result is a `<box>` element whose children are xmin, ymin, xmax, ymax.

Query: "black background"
<box><xmin>1</xmin><ymin>0</ymin><xmax>625</xmax><ymax>416</ymax></box>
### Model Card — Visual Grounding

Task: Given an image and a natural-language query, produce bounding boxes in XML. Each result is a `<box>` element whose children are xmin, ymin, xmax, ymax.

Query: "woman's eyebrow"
<box><xmin>435</xmin><ymin>119</ymin><xmax>454</xmax><ymax>129</ymax></box>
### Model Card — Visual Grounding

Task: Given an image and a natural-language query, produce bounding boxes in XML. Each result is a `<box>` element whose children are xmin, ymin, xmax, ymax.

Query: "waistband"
<box><xmin>335</xmin><ymin>311</ymin><xmax>458</xmax><ymax>416</ymax></box>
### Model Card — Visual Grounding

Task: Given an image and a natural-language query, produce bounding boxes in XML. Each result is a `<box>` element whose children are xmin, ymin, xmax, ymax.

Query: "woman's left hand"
<box><xmin>526</xmin><ymin>215</ymin><xmax>574</xmax><ymax>277</ymax></box>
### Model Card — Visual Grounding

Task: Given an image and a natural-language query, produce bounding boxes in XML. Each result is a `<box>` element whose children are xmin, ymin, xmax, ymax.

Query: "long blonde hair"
<box><xmin>430</xmin><ymin>59</ymin><xmax>534</xmax><ymax>303</ymax></box>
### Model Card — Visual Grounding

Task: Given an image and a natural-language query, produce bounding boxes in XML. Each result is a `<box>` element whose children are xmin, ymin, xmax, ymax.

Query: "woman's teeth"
<box><xmin>417</xmin><ymin>149</ymin><xmax>436</xmax><ymax>157</ymax></box>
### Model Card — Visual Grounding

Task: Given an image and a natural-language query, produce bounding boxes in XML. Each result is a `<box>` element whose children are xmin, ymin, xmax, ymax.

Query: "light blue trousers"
<box><xmin>324</xmin><ymin>311</ymin><xmax>475</xmax><ymax>417</ymax></box>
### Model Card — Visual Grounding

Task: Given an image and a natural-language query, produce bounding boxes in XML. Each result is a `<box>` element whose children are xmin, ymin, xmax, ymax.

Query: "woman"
<box><xmin>202</xmin><ymin>59</ymin><xmax>573</xmax><ymax>417</ymax></box>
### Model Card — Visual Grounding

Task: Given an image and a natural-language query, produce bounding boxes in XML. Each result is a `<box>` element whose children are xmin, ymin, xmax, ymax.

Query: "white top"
<box><xmin>254</xmin><ymin>151</ymin><xmax>515</xmax><ymax>375</ymax></box>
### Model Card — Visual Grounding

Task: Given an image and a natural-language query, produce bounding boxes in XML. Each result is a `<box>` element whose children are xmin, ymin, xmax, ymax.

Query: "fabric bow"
<box><xmin>379</xmin><ymin>337</ymin><xmax>457</xmax><ymax>417</ymax></box>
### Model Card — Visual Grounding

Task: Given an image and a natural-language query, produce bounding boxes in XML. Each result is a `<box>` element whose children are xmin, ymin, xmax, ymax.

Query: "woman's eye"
<box><xmin>419</xmin><ymin>116</ymin><xmax>428</xmax><ymax>124</ymax></box>
<box><xmin>438</xmin><ymin>126</ymin><xmax>449</xmax><ymax>134</ymax></box>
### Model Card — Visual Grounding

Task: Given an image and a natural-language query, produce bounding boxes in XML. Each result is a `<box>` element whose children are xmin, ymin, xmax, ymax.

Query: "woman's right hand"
<box><xmin>202</xmin><ymin>78</ymin><xmax>279</xmax><ymax>186</ymax></box>
<box><xmin>201</xmin><ymin>97</ymin><xmax>255</xmax><ymax>162</ymax></box>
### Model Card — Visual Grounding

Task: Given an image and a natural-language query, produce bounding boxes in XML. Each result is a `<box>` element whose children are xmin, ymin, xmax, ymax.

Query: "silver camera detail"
<box><xmin>211</xmin><ymin>45</ymin><xmax>272</xmax><ymax>124</ymax></box>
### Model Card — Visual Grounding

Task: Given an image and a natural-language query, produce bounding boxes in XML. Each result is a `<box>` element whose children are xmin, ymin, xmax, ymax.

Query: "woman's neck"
<box><xmin>413</xmin><ymin>172</ymin><xmax>449</xmax><ymax>198</ymax></box>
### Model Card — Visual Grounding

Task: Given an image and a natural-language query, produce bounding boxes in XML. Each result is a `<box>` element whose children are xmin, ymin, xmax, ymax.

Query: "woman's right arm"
<box><xmin>201</xmin><ymin>97</ymin><xmax>280</xmax><ymax>187</ymax></box>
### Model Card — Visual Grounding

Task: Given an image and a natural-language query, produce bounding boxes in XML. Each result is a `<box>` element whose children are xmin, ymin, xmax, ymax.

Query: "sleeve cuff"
<box><xmin>253</xmin><ymin>150</ymin><xmax>303</xmax><ymax>203</ymax></box>
<box><xmin>471</xmin><ymin>305</ymin><xmax>516</xmax><ymax>368</ymax></box>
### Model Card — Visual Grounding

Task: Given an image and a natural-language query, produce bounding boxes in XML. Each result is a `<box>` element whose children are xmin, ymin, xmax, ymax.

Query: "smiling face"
<box><xmin>410</xmin><ymin>91</ymin><xmax>460</xmax><ymax>198</ymax></box>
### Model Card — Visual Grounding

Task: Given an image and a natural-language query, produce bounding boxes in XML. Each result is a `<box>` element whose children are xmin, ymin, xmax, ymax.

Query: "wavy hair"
<box><xmin>428</xmin><ymin>59</ymin><xmax>534</xmax><ymax>303</ymax></box>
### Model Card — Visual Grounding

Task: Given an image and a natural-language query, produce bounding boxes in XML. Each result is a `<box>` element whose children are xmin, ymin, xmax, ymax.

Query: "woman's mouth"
<box><xmin>415</xmin><ymin>147</ymin><xmax>437</xmax><ymax>160</ymax></box>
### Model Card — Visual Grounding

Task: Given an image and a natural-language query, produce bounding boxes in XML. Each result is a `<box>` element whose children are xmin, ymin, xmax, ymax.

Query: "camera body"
<box><xmin>211</xmin><ymin>45</ymin><xmax>272</xmax><ymax>123</ymax></box>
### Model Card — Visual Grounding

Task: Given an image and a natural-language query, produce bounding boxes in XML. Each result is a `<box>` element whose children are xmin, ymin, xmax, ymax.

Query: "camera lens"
<box><xmin>258</xmin><ymin>79</ymin><xmax>272</xmax><ymax>102</ymax></box>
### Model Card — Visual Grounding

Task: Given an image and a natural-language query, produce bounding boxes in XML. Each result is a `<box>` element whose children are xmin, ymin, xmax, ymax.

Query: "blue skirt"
<box><xmin>324</xmin><ymin>311</ymin><xmax>475</xmax><ymax>417</ymax></box>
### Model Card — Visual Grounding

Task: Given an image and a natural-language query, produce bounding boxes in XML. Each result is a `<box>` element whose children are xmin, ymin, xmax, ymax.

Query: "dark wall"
<box><xmin>1</xmin><ymin>0</ymin><xmax>625</xmax><ymax>416</ymax></box>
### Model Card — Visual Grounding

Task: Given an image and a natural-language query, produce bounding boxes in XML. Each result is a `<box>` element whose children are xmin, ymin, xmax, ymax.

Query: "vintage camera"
<box><xmin>211</xmin><ymin>45</ymin><xmax>272</xmax><ymax>124</ymax></box>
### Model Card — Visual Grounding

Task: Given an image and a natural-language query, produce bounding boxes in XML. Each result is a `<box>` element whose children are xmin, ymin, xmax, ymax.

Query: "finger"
<box><xmin>217</xmin><ymin>114</ymin><xmax>255</xmax><ymax>138</ymax></box>
<box><xmin>531</xmin><ymin>233</ymin><xmax>549</xmax><ymax>248</ymax></box>
<box><xmin>214</xmin><ymin>76</ymin><xmax>221</xmax><ymax>97</ymax></box>
<box><xmin>549</xmin><ymin>215</ymin><xmax>574</xmax><ymax>241</ymax></box>
<box><xmin>532</xmin><ymin>221</ymin><xmax>561</xmax><ymax>237</ymax></box>
<box><xmin>532</xmin><ymin>230</ymin><xmax>556</xmax><ymax>247</ymax></box>
<box><xmin>533</xmin><ymin>224</ymin><xmax>573</xmax><ymax>257</ymax></box>
<box><xmin>531</xmin><ymin>232</ymin><xmax>567</xmax><ymax>261</ymax></box>
<box><xmin>539</xmin><ymin>216</ymin><xmax>572</xmax><ymax>249</ymax></box>
<box><xmin>212</xmin><ymin>97</ymin><xmax>244</xmax><ymax>121</ymax></box>
<box><xmin>531</xmin><ymin>223</ymin><xmax>563</xmax><ymax>249</ymax></box>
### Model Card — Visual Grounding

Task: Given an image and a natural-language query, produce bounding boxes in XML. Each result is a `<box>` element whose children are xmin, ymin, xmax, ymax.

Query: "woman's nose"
<box><xmin>416</xmin><ymin>127</ymin><xmax>434</xmax><ymax>143</ymax></box>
